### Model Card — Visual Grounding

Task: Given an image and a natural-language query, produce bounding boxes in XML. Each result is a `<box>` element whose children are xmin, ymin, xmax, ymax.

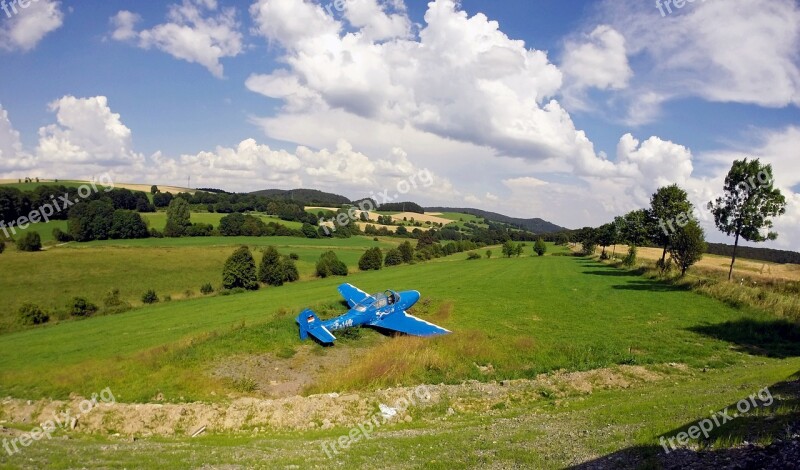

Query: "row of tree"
<box><xmin>576</xmin><ymin>159</ymin><xmax>786</xmax><ymax>278</ymax></box>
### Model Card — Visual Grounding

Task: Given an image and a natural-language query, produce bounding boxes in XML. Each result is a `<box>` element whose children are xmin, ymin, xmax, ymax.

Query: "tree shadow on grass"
<box><xmin>612</xmin><ymin>281</ymin><xmax>689</xmax><ymax>292</ymax></box>
<box><xmin>567</xmin><ymin>372</ymin><xmax>800</xmax><ymax>469</ymax></box>
<box><xmin>688</xmin><ymin>318</ymin><xmax>800</xmax><ymax>359</ymax></box>
<box><xmin>582</xmin><ymin>270</ymin><xmax>639</xmax><ymax>277</ymax></box>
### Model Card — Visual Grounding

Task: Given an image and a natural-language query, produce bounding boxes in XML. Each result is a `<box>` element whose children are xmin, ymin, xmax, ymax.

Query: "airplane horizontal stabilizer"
<box><xmin>371</xmin><ymin>311</ymin><xmax>450</xmax><ymax>337</ymax></box>
<box><xmin>308</xmin><ymin>325</ymin><xmax>337</xmax><ymax>344</ymax></box>
<box><xmin>297</xmin><ymin>309</ymin><xmax>337</xmax><ymax>343</ymax></box>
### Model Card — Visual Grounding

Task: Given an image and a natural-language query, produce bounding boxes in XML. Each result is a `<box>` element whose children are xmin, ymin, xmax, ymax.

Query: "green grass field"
<box><xmin>0</xmin><ymin>244</ymin><xmax>788</xmax><ymax>401</ymax></box>
<box><xmin>1</xmin><ymin>238</ymin><xmax>798</xmax><ymax>468</ymax></box>
<box><xmin>0</xmin><ymin>236</ymin><xmax>400</xmax><ymax>332</ymax></box>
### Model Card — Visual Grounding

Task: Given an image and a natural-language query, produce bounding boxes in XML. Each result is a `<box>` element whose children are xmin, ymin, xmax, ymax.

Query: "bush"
<box><xmin>384</xmin><ymin>248</ymin><xmax>404</xmax><ymax>267</ymax></box>
<box><xmin>52</xmin><ymin>228</ymin><xmax>73</xmax><ymax>242</ymax></box>
<box><xmin>19</xmin><ymin>303</ymin><xmax>49</xmax><ymax>325</ymax></box>
<box><xmin>109</xmin><ymin>210</ymin><xmax>149</xmax><ymax>239</ymax></box>
<box><xmin>534</xmin><ymin>238</ymin><xmax>547</xmax><ymax>256</ymax></box>
<box><xmin>359</xmin><ymin>247</ymin><xmax>383</xmax><ymax>271</ymax></box>
<box><xmin>200</xmin><ymin>283</ymin><xmax>215</xmax><ymax>295</ymax></box>
<box><xmin>258</xmin><ymin>247</ymin><xmax>300</xmax><ymax>287</ymax></box>
<box><xmin>316</xmin><ymin>251</ymin><xmax>349</xmax><ymax>278</ymax></box>
<box><xmin>103</xmin><ymin>289</ymin><xmax>124</xmax><ymax>307</ymax></box>
<box><xmin>0</xmin><ymin>240</ymin><xmax>4</xmax><ymax>254</ymax></box>
<box><xmin>399</xmin><ymin>241</ymin><xmax>414</xmax><ymax>263</ymax></box>
<box><xmin>149</xmin><ymin>228</ymin><xmax>164</xmax><ymax>238</ymax></box>
<box><xmin>257</xmin><ymin>246</ymin><xmax>282</xmax><ymax>285</ymax></box>
<box><xmin>16</xmin><ymin>231</ymin><xmax>41</xmax><ymax>252</ymax></box>
<box><xmin>142</xmin><ymin>289</ymin><xmax>159</xmax><ymax>304</ymax></box>
<box><xmin>467</xmin><ymin>252</ymin><xmax>482</xmax><ymax>260</ymax></box>
<box><xmin>289</xmin><ymin>253</ymin><xmax>299</xmax><ymax>260</ymax></box>
<box><xmin>69</xmin><ymin>297</ymin><xmax>98</xmax><ymax>317</ymax></box>
<box><xmin>283</xmin><ymin>259</ymin><xmax>300</xmax><ymax>283</ymax></box>
<box><xmin>486</xmin><ymin>250</ymin><xmax>492</xmax><ymax>259</ymax></box>
<box><xmin>623</xmin><ymin>246</ymin><xmax>638</xmax><ymax>267</ymax></box>
<box><xmin>222</xmin><ymin>246</ymin><xmax>259</xmax><ymax>290</ymax></box>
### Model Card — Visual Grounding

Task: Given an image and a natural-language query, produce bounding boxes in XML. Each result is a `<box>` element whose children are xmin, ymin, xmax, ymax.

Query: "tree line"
<box><xmin>574</xmin><ymin>159</ymin><xmax>787</xmax><ymax>278</ymax></box>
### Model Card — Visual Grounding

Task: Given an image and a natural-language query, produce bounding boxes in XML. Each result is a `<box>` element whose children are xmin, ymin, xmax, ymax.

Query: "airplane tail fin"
<box><xmin>296</xmin><ymin>309</ymin><xmax>337</xmax><ymax>343</ymax></box>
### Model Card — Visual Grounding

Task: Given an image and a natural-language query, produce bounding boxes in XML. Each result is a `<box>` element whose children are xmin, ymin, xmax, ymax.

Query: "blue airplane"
<box><xmin>296</xmin><ymin>283</ymin><xmax>451</xmax><ymax>344</ymax></box>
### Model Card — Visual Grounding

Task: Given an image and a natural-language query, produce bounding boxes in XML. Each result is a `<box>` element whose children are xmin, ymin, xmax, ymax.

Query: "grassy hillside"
<box><xmin>0</xmin><ymin>244</ymin><xmax>786</xmax><ymax>403</ymax></box>
<box><xmin>0</xmin><ymin>236</ymin><xmax>402</xmax><ymax>331</ymax></box>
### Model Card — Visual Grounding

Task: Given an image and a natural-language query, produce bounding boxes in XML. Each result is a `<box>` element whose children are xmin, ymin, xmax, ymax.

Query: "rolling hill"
<box><xmin>426</xmin><ymin>206</ymin><xmax>568</xmax><ymax>234</ymax></box>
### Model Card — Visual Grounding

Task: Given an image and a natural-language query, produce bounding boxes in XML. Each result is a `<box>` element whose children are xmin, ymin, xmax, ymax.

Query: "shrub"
<box><xmin>16</xmin><ymin>231</ymin><xmax>42</xmax><ymax>252</ymax></box>
<box><xmin>222</xmin><ymin>246</ymin><xmax>259</xmax><ymax>290</ymax></box>
<box><xmin>534</xmin><ymin>238</ymin><xmax>547</xmax><ymax>256</ymax></box>
<box><xmin>467</xmin><ymin>252</ymin><xmax>482</xmax><ymax>260</ymax></box>
<box><xmin>0</xmin><ymin>240</ymin><xmax>4</xmax><ymax>254</ymax></box>
<box><xmin>582</xmin><ymin>241</ymin><xmax>597</xmax><ymax>256</ymax></box>
<box><xmin>200</xmin><ymin>283</ymin><xmax>215</xmax><ymax>295</ymax></box>
<box><xmin>109</xmin><ymin>210</ymin><xmax>149</xmax><ymax>239</ymax></box>
<box><xmin>283</xmin><ymin>259</ymin><xmax>300</xmax><ymax>283</ymax></box>
<box><xmin>398</xmin><ymin>241</ymin><xmax>414</xmax><ymax>263</ymax></box>
<box><xmin>258</xmin><ymin>246</ymin><xmax>282</xmax><ymax>285</ymax></box>
<box><xmin>52</xmin><ymin>228</ymin><xmax>73</xmax><ymax>242</ymax></box>
<box><xmin>142</xmin><ymin>289</ymin><xmax>160</xmax><ymax>304</ymax></box>
<box><xmin>359</xmin><ymin>247</ymin><xmax>383</xmax><ymax>271</ymax></box>
<box><xmin>486</xmin><ymin>250</ymin><xmax>492</xmax><ymax>259</ymax></box>
<box><xmin>289</xmin><ymin>252</ymin><xmax>300</xmax><ymax>260</ymax></box>
<box><xmin>623</xmin><ymin>246</ymin><xmax>638</xmax><ymax>267</ymax></box>
<box><xmin>103</xmin><ymin>289</ymin><xmax>124</xmax><ymax>307</ymax></box>
<box><xmin>19</xmin><ymin>303</ymin><xmax>49</xmax><ymax>325</ymax></box>
<box><xmin>69</xmin><ymin>297</ymin><xmax>98</xmax><ymax>317</ymax></box>
<box><xmin>316</xmin><ymin>251</ymin><xmax>348</xmax><ymax>278</ymax></box>
<box><xmin>384</xmin><ymin>248</ymin><xmax>404</xmax><ymax>267</ymax></box>
<box><xmin>149</xmin><ymin>228</ymin><xmax>164</xmax><ymax>238</ymax></box>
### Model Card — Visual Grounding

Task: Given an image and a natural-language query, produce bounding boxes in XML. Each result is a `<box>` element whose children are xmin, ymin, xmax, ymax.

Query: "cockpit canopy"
<box><xmin>353</xmin><ymin>290</ymin><xmax>399</xmax><ymax>312</ymax></box>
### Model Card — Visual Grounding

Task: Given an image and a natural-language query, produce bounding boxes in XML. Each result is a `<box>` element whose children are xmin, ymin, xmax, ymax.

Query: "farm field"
<box><xmin>139</xmin><ymin>212</ymin><xmax>305</xmax><ymax>231</ymax></box>
<box><xmin>606</xmin><ymin>245</ymin><xmax>800</xmax><ymax>282</ymax></box>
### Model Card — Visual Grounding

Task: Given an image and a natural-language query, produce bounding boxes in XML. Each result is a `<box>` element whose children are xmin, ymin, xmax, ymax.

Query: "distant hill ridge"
<box><xmin>426</xmin><ymin>207</ymin><xmax>568</xmax><ymax>234</ymax></box>
<box><xmin>249</xmin><ymin>188</ymin><xmax>350</xmax><ymax>206</ymax></box>
<box><xmin>248</xmin><ymin>188</ymin><xmax>567</xmax><ymax>234</ymax></box>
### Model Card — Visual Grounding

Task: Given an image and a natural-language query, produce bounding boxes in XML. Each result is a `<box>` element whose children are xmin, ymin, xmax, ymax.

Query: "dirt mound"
<box><xmin>0</xmin><ymin>364</ymin><xmax>688</xmax><ymax>438</ymax></box>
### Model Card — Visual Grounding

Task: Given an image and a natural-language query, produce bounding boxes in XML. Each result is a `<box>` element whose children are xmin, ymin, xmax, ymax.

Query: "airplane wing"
<box><xmin>371</xmin><ymin>311</ymin><xmax>451</xmax><ymax>337</ymax></box>
<box><xmin>338</xmin><ymin>283</ymin><xmax>371</xmax><ymax>308</ymax></box>
<box><xmin>307</xmin><ymin>324</ymin><xmax>337</xmax><ymax>344</ymax></box>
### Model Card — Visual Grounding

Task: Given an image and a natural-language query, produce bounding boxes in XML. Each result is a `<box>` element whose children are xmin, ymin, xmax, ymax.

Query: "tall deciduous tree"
<box><xmin>165</xmin><ymin>197</ymin><xmax>191</xmax><ymax>237</ymax></box>
<box><xmin>708</xmin><ymin>159</ymin><xmax>786</xmax><ymax>281</ymax></box>
<box><xmin>650</xmin><ymin>184</ymin><xmax>693</xmax><ymax>265</ymax></box>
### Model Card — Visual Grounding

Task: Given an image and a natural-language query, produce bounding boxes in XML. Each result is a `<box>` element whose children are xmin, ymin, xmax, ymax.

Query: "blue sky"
<box><xmin>0</xmin><ymin>0</ymin><xmax>798</xmax><ymax>249</ymax></box>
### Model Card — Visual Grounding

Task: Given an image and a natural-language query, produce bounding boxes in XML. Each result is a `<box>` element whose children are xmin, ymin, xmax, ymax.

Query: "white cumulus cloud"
<box><xmin>111</xmin><ymin>0</ymin><xmax>243</xmax><ymax>78</ymax></box>
<box><xmin>0</xmin><ymin>0</ymin><xmax>64</xmax><ymax>52</ymax></box>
